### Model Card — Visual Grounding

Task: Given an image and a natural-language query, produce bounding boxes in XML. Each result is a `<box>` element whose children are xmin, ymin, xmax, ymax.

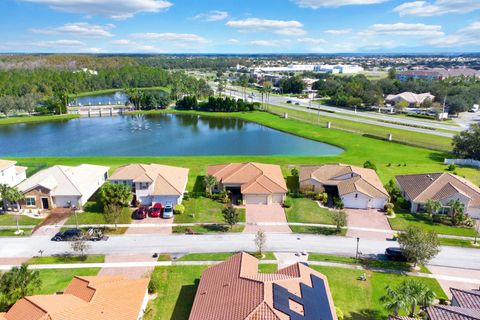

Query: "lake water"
<box><xmin>0</xmin><ymin>114</ymin><xmax>343</xmax><ymax>157</ymax></box>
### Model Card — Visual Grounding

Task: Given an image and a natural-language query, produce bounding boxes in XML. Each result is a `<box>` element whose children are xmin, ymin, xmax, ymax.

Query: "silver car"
<box><xmin>162</xmin><ymin>202</ymin><xmax>174</xmax><ymax>219</ymax></box>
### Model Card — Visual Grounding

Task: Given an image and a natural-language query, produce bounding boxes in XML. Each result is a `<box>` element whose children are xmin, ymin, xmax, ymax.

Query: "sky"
<box><xmin>0</xmin><ymin>0</ymin><xmax>479</xmax><ymax>54</ymax></box>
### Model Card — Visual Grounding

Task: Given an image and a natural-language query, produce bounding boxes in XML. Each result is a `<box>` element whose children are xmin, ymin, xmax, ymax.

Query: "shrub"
<box><xmin>283</xmin><ymin>198</ymin><xmax>293</xmax><ymax>208</ymax></box>
<box><xmin>148</xmin><ymin>276</ymin><xmax>159</xmax><ymax>294</ymax></box>
<box><xmin>333</xmin><ymin>197</ymin><xmax>344</xmax><ymax>209</ymax></box>
<box><xmin>314</xmin><ymin>193</ymin><xmax>323</xmax><ymax>201</ymax></box>
<box><xmin>174</xmin><ymin>204</ymin><xmax>185</xmax><ymax>215</ymax></box>
<box><xmin>335</xmin><ymin>307</ymin><xmax>344</xmax><ymax>320</ymax></box>
<box><xmin>446</xmin><ymin>164</ymin><xmax>457</xmax><ymax>172</ymax></box>
<box><xmin>304</xmin><ymin>191</ymin><xmax>317</xmax><ymax>199</ymax></box>
<box><xmin>363</xmin><ymin>160</ymin><xmax>377</xmax><ymax>171</ymax></box>
<box><xmin>291</xmin><ymin>168</ymin><xmax>299</xmax><ymax>177</ymax></box>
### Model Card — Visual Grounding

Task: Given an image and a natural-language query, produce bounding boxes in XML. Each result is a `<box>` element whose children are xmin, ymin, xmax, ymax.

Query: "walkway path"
<box><xmin>99</xmin><ymin>254</ymin><xmax>157</xmax><ymax>279</ymax></box>
<box><xmin>125</xmin><ymin>217</ymin><xmax>172</xmax><ymax>235</ymax></box>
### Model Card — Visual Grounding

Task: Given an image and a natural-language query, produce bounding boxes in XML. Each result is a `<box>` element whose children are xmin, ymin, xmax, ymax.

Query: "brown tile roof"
<box><xmin>0</xmin><ymin>276</ymin><xmax>149</xmax><ymax>320</ymax></box>
<box><xmin>0</xmin><ymin>160</ymin><xmax>16</xmax><ymax>171</ymax></box>
<box><xmin>109</xmin><ymin>163</ymin><xmax>189</xmax><ymax>196</ymax></box>
<box><xmin>427</xmin><ymin>305</ymin><xmax>480</xmax><ymax>320</ymax></box>
<box><xmin>300</xmin><ymin>164</ymin><xmax>389</xmax><ymax>198</ymax></box>
<box><xmin>207</xmin><ymin>163</ymin><xmax>287</xmax><ymax>195</ymax></box>
<box><xmin>396</xmin><ymin>173</ymin><xmax>480</xmax><ymax>208</ymax></box>
<box><xmin>189</xmin><ymin>252</ymin><xmax>337</xmax><ymax>320</ymax></box>
<box><xmin>451</xmin><ymin>288</ymin><xmax>480</xmax><ymax>310</ymax></box>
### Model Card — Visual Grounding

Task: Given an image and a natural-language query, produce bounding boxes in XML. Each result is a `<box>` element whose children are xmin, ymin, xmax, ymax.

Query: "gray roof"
<box><xmin>427</xmin><ymin>305</ymin><xmax>480</xmax><ymax>320</ymax></box>
<box><xmin>452</xmin><ymin>288</ymin><xmax>480</xmax><ymax>310</ymax></box>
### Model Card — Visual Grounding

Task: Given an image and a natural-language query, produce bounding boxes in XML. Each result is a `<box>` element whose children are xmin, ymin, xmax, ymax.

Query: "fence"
<box><xmin>444</xmin><ymin>159</ymin><xmax>480</xmax><ymax>168</ymax></box>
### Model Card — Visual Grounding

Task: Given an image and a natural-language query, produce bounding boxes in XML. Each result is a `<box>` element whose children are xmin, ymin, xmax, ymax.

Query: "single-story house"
<box><xmin>16</xmin><ymin>164</ymin><xmax>109</xmax><ymax>210</ymax></box>
<box><xmin>385</xmin><ymin>92</ymin><xmax>435</xmax><ymax>108</ymax></box>
<box><xmin>0</xmin><ymin>159</ymin><xmax>27</xmax><ymax>187</ymax></box>
<box><xmin>207</xmin><ymin>162</ymin><xmax>287</xmax><ymax>205</ymax></box>
<box><xmin>108</xmin><ymin>163</ymin><xmax>189</xmax><ymax>206</ymax></box>
<box><xmin>426</xmin><ymin>287</ymin><xmax>480</xmax><ymax>320</ymax></box>
<box><xmin>0</xmin><ymin>275</ymin><xmax>149</xmax><ymax>320</ymax></box>
<box><xmin>395</xmin><ymin>173</ymin><xmax>480</xmax><ymax>219</ymax></box>
<box><xmin>299</xmin><ymin>164</ymin><xmax>389</xmax><ymax>209</ymax></box>
<box><xmin>189</xmin><ymin>252</ymin><xmax>337</xmax><ymax>320</ymax></box>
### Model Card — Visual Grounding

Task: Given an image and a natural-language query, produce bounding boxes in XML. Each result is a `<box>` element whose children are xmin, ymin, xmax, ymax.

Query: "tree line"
<box><xmin>176</xmin><ymin>96</ymin><xmax>260</xmax><ymax>112</ymax></box>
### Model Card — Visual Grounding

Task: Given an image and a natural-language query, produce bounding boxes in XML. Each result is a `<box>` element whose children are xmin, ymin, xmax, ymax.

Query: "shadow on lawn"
<box><xmin>347</xmin><ymin>309</ymin><xmax>383</xmax><ymax>320</ymax></box>
<box><xmin>192</xmin><ymin>176</ymin><xmax>205</xmax><ymax>194</ymax></box>
<box><xmin>171</xmin><ymin>280</ymin><xmax>199</xmax><ymax>320</ymax></box>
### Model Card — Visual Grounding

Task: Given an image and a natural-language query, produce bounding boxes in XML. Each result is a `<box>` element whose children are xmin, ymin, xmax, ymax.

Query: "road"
<box><xmin>218</xmin><ymin>85</ymin><xmax>457</xmax><ymax>138</ymax></box>
<box><xmin>1</xmin><ymin>233</ymin><xmax>479</xmax><ymax>270</ymax></box>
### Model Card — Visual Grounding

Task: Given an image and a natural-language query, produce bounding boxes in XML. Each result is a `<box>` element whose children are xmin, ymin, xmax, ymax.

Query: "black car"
<box><xmin>385</xmin><ymin>247</ymin><xmax>407</xmax><ymax>261</ymax></box>
<box><xmin>51</xmin><ymin>229</ymin><xmax>82</xmax><ymax>241</ymax></box>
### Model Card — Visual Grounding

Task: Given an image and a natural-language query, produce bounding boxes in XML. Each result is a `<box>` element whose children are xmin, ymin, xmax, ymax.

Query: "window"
<box><xmin>26</xmin><ymin>197</ymin><xmax>36</xmax><ymax>206</ymax></box>
<box><xmin>139</xmin><ymin>182</ymin><xmax>148</xmax><ymax>190</ymax></box>
<box><xmin>355</xmin><ymin>193</ymin><xmax>358</xmax><ymax>198</ymax></box>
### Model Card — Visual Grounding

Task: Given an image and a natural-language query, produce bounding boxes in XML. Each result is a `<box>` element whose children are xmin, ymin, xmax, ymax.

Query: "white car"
<box><xmin>162</xmin><ymin>202</ymin><xmax>174</xmax><ymax>219</ymax></box>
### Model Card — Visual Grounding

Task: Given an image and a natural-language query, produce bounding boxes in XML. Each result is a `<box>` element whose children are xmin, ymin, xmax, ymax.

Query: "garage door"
<box><xmin>245</xmin><ymin>195</ymin><xmax>268</xmax><ymax>205</ymax></box>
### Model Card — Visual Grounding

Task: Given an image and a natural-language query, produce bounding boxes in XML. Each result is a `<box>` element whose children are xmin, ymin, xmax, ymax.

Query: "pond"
<box><xmin>0</xmin><ymin>113</ymin><xmax>343</xmax><ymax>157</ymax></box>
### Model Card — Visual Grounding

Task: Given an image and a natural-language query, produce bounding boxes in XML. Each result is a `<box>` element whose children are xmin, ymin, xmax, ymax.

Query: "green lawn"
<box><xmin>64</xmin><ymin>202</ymin><xmax>132</xmax><ymax>226</ymax></box>
<box><xmin>27</xmin><ymin>255</ymin><xmax>105</xmax><ymax>264</ymax></box>
<box><xmin>439</xmin><ymin>237</ymin><xmax>480</xmax><ymax>249</ymax></box>
<box><xmin>388</xmin><ymin>212</ymin><xmax>476</xmax><ymax>237</ymax></box>
<box><xmin>35</xmin><ymin>268</ymin><xmax>100</xmax><ymax>294</ymax></box>
<box><xmin>0</xmin><ymin>114</ymin><xmax>79</xmax><ymax>126</ymax></box>
<box><xmin>290</xmin><ymin>225</ymin><xmax>347</xmax><ymax>236</ymax></box>
<box><xmin>285</xmin><ymin>197</ymin><xmax>335</xmax><ymax>224</ymax></box>
<box><xmin>0</xmin><ymin>214</ymin><xmax>42</xmax><ymax>226</ymax></box>
<box><xmin>177</xmin><ymin>252</ymin><xmax>276</xmax><ymax>261</ymax></box>
<box><xmin>0</xmin><ymin>228</ymin><xmax>33</xmax><ymax>236</ymax></box>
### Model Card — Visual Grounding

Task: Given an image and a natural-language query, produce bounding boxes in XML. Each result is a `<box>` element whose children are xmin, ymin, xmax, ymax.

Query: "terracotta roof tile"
<box><xmin>451</xmin><ymin>288</ymin><xmax>480</xmax><ymax>310</ymax></box>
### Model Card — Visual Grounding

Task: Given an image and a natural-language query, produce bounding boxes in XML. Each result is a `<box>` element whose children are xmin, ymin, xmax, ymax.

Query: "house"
<box><xmin>395</xmin><ymin>173</ymin><xmax>480</xmax><ymax>219</ymax></box>
<box><xmin>207</xmin><ymin>162</ymin><xmax>287</xmax><ymax>205</ymax></box>
<box><xmin>16</xmin><ymin>164</ymin><xmax>109</xmax><ymax>210</ymax></box>
<box><xmin>0</xmin><ymin>275</ymin><xmax>149</xmax><ymax>320</ymax></box>
<box><xmin>189</xmin><ymin>252</ymin><xmax>337</xmax><ymax>320</ymax></box>
<box><xmin>385</xmin><ymin>92</ymin><xmax>435</xmax><ymax>108</ymax></box>
<box><xmin>0</xmin><ymin>160</ymin><xmax>27</xmax><ymax>187</ymax></box>
<box><xmin>426</xmin><ymin>288</ymin><xmax>480</xmax><ymax>320</ymax></box>
<box><xmin>108</xmin><ymin>163</ymin><xmax>189</xmax><ymax>206</ymax></box>
<box><xmin>299</xmin><ymin>164</ymin><xmax>389</xmax><ymax>209</ymax></box>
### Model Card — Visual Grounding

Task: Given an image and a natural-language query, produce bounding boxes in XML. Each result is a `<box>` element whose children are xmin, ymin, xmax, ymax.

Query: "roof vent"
<box><xmin>223</xmin><ymin>283</ymin><xmax>230</xmax><ymax>288</ymax></box>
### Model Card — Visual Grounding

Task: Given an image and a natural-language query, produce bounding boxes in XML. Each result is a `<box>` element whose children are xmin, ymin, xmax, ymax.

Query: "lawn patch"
<box><xmin>65</xmin><ymin>202</ymin><xmax>131</xmax><ymax>226</ymax></box>
<box><xmin>36</xmin><ymin>268</ymin><xmax>100</xmax><ymax>294</ymax></box>
<box><xmin>285</xmin><ymin>197</ymin><xmax>335</xmax><ymax>225</ymax></box>
<box><xmin>0</xmin><ymin>214</ymin><xmax>42</xmax><ymax>226</ymax></box>
<box><xmin>27</xmin><ymin>255</ymin><xmax>105</xmax><ymax>264</ymax></box>
<box><xmin>290</xmin><ymin>225</ymin><xmax>346</xmax><ymax>236</ymax></box>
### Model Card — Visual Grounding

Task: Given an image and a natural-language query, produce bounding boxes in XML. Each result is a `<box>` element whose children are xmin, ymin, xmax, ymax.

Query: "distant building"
<box><xmin>189</xmin><ymin>252</ymin><xmax>338</xmax><ymax>320</ymax></box>
<box><xmin>396</xmin><ymin>68</ymin><xmax>480</xmax><ymax>81</ymax></box>
<box><xmin>314</xmin><ymin>64</ymin><xmax>364</xmax><ymax>74</ymax></box>
<box><xmin>254</xmin><ymin>64</ymin><xmax>363</xmax><ymax>74</ymax></box>
<box><xmin>385</xmin><ymin>92</ymin><xmax>435</xmax><ymax>108</ymax></box>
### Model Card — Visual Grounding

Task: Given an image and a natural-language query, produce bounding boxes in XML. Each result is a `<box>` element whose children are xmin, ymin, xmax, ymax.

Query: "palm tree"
<box><xmin>0</xmin><ymin>184</ymin><xmax>24</xmax><ymax>212</ymax></box>
<box><xmin>425</xmin><ymin>199</ymin><xmax>442</xmax><ymax>216</ymax></box>
<box><xmin>0</xmin><ymin>264</ymin><xmax>42</xmax><ymax>309</ymax></box>
<box><xmin>402</xmin><ymin>279</ymin><xmax>436</xmax><ymax>316</ymax></box>
<box><xmin>448</xmin><ymin>199</ymin><xmax>465</xmax><ymax>225</ymax></box>
<box><xmin>380</xmin><ymin>284</ymin><xmax>409</xmax><ymax>317</ymax></box>
<box><xmin>203</xmin><ymin>175</ymin><xmax>218</xmax><ymax>196</ymax></box>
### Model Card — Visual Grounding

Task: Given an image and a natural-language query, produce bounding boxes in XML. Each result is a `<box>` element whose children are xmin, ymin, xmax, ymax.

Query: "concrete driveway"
<box><xmin>244</xmin><ymin>204</ymin><xmax>291</xmax><ymax>233</ymax></box>
<box><xmin>428</xmin><ymin>265</ymin><xmax>480</xmax><ymax>298</ymax></box>
<box><xmin>98</xmin><ymin>254</ymin><xmax>157</xmax><ymax>279</ymax></box>
<box><xmin>346</xmin><ymin>208</ymin><xmax>392</xmax><ymax>241</ymax></box>
<box><xmin>125</xmin><ymin>216</ymin><xmax>172</xmax><ymax>235</ymax></box>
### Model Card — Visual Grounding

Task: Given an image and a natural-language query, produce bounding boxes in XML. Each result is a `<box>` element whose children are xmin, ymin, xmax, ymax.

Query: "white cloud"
<box><xmin>131</xmin><ymin>32</ymin><xmax>208</xmax><ymax>44</ymax></box>
<box><xmin>193</xmin><ymin>10</ymin><xmax>228</xmax><ymax>22</ymax></box>
<box><xmin>297</xmin><ymin>38</ymin><xmax>327</xmax><ymax>44</ymax></box>
<box><xmin>226</xmin><ymin>18</ymin><xmax>305</xmax><ymax>36</ymax></box>
<box><xmin>324</xmin><ymin>28</ymin><xmax>352</xmax><ymax>35</ymax></box>
<box><xmin>30</xmin><ymin>22</ymin><xmax>115</xmax><ymax>37</ymax></box>
<box><xmin>250</xmin><ymin>39</ymin><xmax>291</xmax><ymax>47</ymax></box>
<box><xmin>32</xmin><ymin>39</ymin><xmax>84</xmax><ymax>47</ymax></box>
<box><xmin>21</xmin><ymin>0</ymin><xmax>173</xmax><ymax>19</ymax></box>
<box><xmin>427</xmin><ymin>21</ymin><xmax>480</xmax><ymax>47</ymax></box>
<box><xmin>360</xmin><ymin>23</ymin><xmax>444</xmax><ymax>37</ymax></box>
<box><xmin>394</xmin><ymin>0</ymin><xmax>480</xmax><ymax>16</ymax></box>
<box><xmin>227</xmin><ymin>38</ymin><xmax>240</xmax><ymax>44</ymax></box>
<box><xmin>293</xmin><ymin>0</ymin><xmax>388</xmax><ymax>9</ymax></box>
<box><xmin>110</xmin><ymin>39</ymin><xmax>131</xmax><ymax>45</ymax></box>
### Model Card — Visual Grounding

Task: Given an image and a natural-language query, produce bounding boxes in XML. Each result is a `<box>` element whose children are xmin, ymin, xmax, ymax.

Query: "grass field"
<box><xmin>285</xmin><ymin>197</ymin><xmax>335</xmax><ymax>224</ymax></box>
<box><xmin>35</xmin><ymin>268</ymin><xmax>100</xmax><ymax>294</ymax></box>
<box><xmin>0</xmin><ymin>114</ymin><xmax>79</xmax><ymax>126</ymax></box>
<box><xmin>27</xmin><ymin>255</ymin><xmax>105</xmax><ymax>264</ymax></box>
<box><xmin>0</xmin><ymin>214</ymin><xmax>42</xmax><ymax>226</ymax></box>
<box><xmin>177</xmin><ymin>252</ymin><xmax>276</xmax><ymax>261</ymax></box>
<box><xmin>64</xmin><ymin>202</ymin><xmax>132</xmax><ymax>226</ymax></box>
<box><xmin>439</xmin><ymin>237</ymin><xmax>480</xmax><ymax>249</ymax></box>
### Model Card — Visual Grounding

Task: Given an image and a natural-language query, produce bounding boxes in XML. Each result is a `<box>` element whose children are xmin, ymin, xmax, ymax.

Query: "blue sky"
<box><xmin>0</xmin><ymin>0</ymin><xmax>479</xmax><ymax>53</ymax></box>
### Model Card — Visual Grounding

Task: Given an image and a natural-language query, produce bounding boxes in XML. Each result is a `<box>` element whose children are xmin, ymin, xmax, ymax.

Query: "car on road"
<box><xmin>149</xmin><ymin>203</ymin><xmax>163</xmax><ymax>218</ymax></box>
<box><xmin>384</xmin><ymin>247</ymin><xmax>407</xmax><ymax>261</ymax></box>
<box><xmin>295</xmin><ymin>102</ymin><xmax>300</xmax><ymax>105</ymax></box>
<box><xmin>51</xmin><ymin>229</ymin><xmax>82</xmax><ymax>241</ymax></box>
<box><xmin>286</xmin><ymin>100</ymin><xmax>292</xmax><ymax>104</ymax></box>
<box><xmin>133</xmin><ymin>206</ymin><xmax>148</xmax><ymax>220</ymax></box>
<box><xmin>162</xmin><ymin>202</ymin><xmax>174</xmax><ymax>219</ymax></box>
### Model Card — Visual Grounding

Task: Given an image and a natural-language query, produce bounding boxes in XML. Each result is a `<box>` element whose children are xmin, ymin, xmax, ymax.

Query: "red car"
<box><xmin>133</xmin><ymin>206</ymin><xmax>148</xmax><ymax>220</ymax></box>
<box><xmin>149</xmin><ymin>203</ymin><xmax>163</xmax><ymax>218</ymax></box>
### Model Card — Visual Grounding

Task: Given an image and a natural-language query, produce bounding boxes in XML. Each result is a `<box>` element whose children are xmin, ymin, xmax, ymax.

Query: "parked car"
<box><xmin>84</xmin><ymin>228</ymin><xmax>105</xmax><ymax>242</ymax></box>
<box><xmin>295</xmin><ymin>102</ymin><xmax>300</xmax><ymax>105</ymax></box>
<box><xmin>385</xmin><ymin>247</ymin><xmax>407</xmax><ymax>261</ymax></box>
<box><xmin>149</xmin><ymin>203</ymin><xmax>163</xmax><ymax>218</ymax></box>
<box><xmin>162</xmin><ymin>202</ymin><xmax>174</xmax><ymax>219</ymax></box>
<box><xmin>286</xmin><ymin>100</ymin><xmax>292</xmax><ymax>104</ymax></box>
<box><xmin>133</xmin><ymin>206</ymin><xmax>148</xmax><ymax>220</ymax></box>
<box><xmin>51</xmin><ymin>229</ymin><xmax>82</xmax><ymax>241</ymax></box>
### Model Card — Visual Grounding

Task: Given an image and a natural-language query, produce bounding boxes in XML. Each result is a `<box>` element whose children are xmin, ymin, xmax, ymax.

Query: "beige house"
<box><xmin>385</xmin><ymin>92</ymin><xmax>435</xmax><ymax>108</ymax></box>
<box><xmin>0</xmin><ymin>160</ymin><xmax>27</xmax><ymax>187</ymax></box>
<box><xmin>396</xmin><ymin>173</ymin><xmax>480</xmax><ymax>219</ymax></box>
<box><xmin>16</xmin><ymin>164</ymin><xmax>109</xmax><ymax>210</ymax></box>
<box><xmin>207</xmin><ymin>162</ymin><xmax>287</xmax><ymax>205</ymax></box>
<box><xmin>109</xmin><ymin>163</ymin><xmax>189</xmax><ymax>206</ymax></box>
<box><xmin>299</xmin><ymin>164</ymin><xmax>389</xmax><ymax>209</ymax></box>
<box><xmin>0</xmin><ymin>276</ymin><xmax>149</xmax><ymax>320</ymax></box>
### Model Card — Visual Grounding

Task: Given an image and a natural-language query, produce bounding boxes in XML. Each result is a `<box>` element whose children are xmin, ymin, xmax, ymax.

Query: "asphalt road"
<box><xmin>2</xmin><ymin>233</ymin><xmax>479</xmax><ymax>270</ymax></box>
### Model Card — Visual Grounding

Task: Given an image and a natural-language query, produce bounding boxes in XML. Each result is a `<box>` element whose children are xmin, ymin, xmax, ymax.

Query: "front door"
<box><xmin>41</xmin><ymin>198</ymin><xmax>49</xmax><ymax>209</ymax></box>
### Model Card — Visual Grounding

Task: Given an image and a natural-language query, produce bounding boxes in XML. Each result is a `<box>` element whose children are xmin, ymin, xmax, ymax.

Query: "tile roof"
<box><xmin>16</xmin><ymin>164</ymin><xmax>109</xmax><ymax>197</ymax></box>
<box><xmin>396</xmin><ymin>173</ymin><xmax>480</xmax><ymax>208</ymax></box>
<box><xmin>0</xmin><ymin>276</ymin><xmax>149</xmax><ymax>320</ymax></box>
<box><xmin>451</xmin><ymin>288</ymin><xmax>480</xmax><ymax>310</ymax></box>
<box><xmin>299</xmin><ymin>164</ymin><xmax>389</xmax><ymax>198</ymax></box>
<box><xmin>207</xmin><ymin>163</ymin><xmax>287</xmax><ymax>195</ymax></box>
<box><xmin>109</xmin><ymin>163</ymin><xmax>189</xmax><ymax>196</ymax></box>
<box><xmin>0</xmin><ymin>160</ymin><xmax>17</xmax><ymax>171</ymax></box>
<box><xmin>385</xmin><ymin>92</ymin><xmax>435</xmax><ymax>104</ymax></box>
<box><xmin>189</xmin><ymin>252</ymin><xmax>337</xmax><ymax>320</ymax></box>
<box><xmin>427</xmin><ymin>305</ymin><xmax>480</xmax><ymax>320</ymax></box>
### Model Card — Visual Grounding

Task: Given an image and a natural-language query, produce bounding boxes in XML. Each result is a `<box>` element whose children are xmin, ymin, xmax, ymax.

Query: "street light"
<box><xmin>355</xmin><ymin>237</ymin><xmax>360</xmax><ymax>262</ymax></box>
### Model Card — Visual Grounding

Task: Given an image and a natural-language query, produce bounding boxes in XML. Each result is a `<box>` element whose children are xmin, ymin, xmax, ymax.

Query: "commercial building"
<box><xmin>396</xmin><ymin>68</ymin><xmax>480</xmax><ymax>81</ymax></box>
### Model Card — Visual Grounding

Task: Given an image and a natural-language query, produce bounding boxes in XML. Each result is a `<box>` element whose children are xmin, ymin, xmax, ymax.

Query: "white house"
<box><xmin>299</xmin><ymin>164</ymin><xmax>389</xmax><ymax>209</ymax></box>
<box><xmin>396</xmin><ymin>173</ymin><xmax>480</xmax><ymax>219</ymax></box>
<box><xmin>385</xmin><ymin>92</ymin><xmax>435</xmax><ymax>108</ymax></box>
<box><xmin>16</xmin><ymin>164</ymin><xmax>109</xmax><ymax>210</ymax></box>
<box><xmin>108</xmin><ymin>164</ymin><xmax>189</xmax><ymax>206</ymax></box>
<box><xmin>0</xmin><ymin>160</ymin><xmax>27</xmax><ymax>187</ymax></box>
